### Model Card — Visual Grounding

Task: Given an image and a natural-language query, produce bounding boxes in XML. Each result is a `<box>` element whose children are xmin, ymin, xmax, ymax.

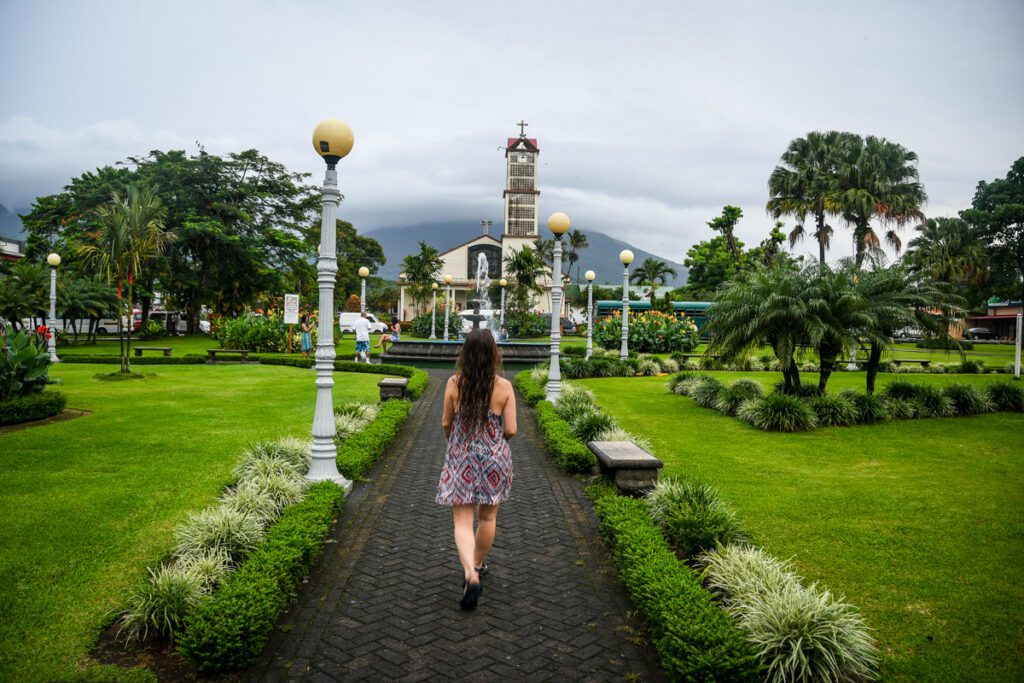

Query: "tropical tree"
<box><xmin>681</xmin><ymin>235</ymin><xmax>745</xmax><ymax>300</ymax></box>
<box><xmin>707</xmin><ymin>206</ymin><xmax>744</xmax><ymax>268</ymax></box>
<box><xmin>706</xmin><ymin>264</ymin><xmax>811</xmax><ymax>394</ymax></box>
<box><xmin>399</xmin><ymin>241</ymin><xmax>443</xmax><ymax>315</ymax></box>
<box><xmin>58</xmin><ymin>276</ymin><xmax>115</xmax><ymax>340</ymax></box>
<box><xmin>833</xmin><ymin>135</ymin><xmax>928</xmax><ymax>266</ymax></box>
<box><xmin>78</xmin><ymin>185</ymin><xmax>173</xmax><ymax>372</ymax></box>
<box><xmin>629</xmin><ymin>258</ymin><xmax>678</xmax><ymax>305</ymax></box>
<box><xmin>802</xmin><ymin>262</ymin><xmax>862</xmax><ymax>393</ymax></box>
<box><xmin>0</xmin><ymin>262</ymin><xmax>48</xmax><ymax>330</ymax></box>
<box><xmin>961</xmin><ymin>156</ymin><xmax>1024</xmax><ymax>305</ymax></box>
<box><xmin>566</xmin><ymin>229</ymin><xmax>589</xmax><ymax>282</ymax></box>
<box><xmin>503</xmin><ymin>244</ymin><xmax>545</xmax><ymax>313</ymax></box>
<box><xmin>903</xmin><ymin>217</ymin><xmax>988</xmax><ymax>293</ymax></box>
<box><xmin>766</xmin><ymin>130</ymin><xmax>848</xmax><ymax>265</ymax></box>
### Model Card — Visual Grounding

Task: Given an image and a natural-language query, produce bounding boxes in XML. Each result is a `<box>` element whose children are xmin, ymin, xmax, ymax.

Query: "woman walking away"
<box><xmin>300</xmin><ymin>314</ymin><xmax>313</xmax><ymax>359</ymax></box>
<box><xmin>436</xmin><ymin>328</ymin><xmax>516</xmax><ymax>610</ymax></box>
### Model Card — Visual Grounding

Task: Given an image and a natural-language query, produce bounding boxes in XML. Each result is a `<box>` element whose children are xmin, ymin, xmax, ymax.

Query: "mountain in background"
<box><xmin>0</xmin><ymin>204</ymin><xmax>25</xmax><ymax>240</ymax></box>
<box><xmin>365</xmin><ymin>220</ymin><xmax>687</xmax><ymax>286</ymax></box>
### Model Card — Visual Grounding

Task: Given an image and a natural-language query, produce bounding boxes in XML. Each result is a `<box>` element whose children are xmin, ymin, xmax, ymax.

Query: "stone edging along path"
<box><xmin>248</xmin><ymin>368</ymin><xmax>664</xmax><ymax>681</ymax></box>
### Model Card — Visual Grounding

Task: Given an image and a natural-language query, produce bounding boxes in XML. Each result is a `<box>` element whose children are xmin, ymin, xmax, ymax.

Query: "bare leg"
<box><xmin>475</xmin><ymin>504</ymin><xmax>498</xmax><ymax>568</ymax></box>
<box><xmin>453</xmin><ymin>505</ymin><xmax>480</xmax><ymax>585</ymax></box>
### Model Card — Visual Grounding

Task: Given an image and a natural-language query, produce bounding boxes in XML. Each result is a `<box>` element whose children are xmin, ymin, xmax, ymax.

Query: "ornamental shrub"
<box><xmin>137</xmin><ymin>319</ymin><xmax>165</xmax><ymax>341</ymax></box>
<box><xmin>665</xmin><ymin>371</ymin><xmax>694</xmax><ymax>394</ymax></box>
<box><xmin>690</xmin><ymin>376</ymin><xmax>724</xmax><ymax>409</ymax></box>
<box><xmin>737</xmin><ymin>394</ymin><xmax>818</xmax><ymax>432</ymax></box>
<box><xmin>408</xmin><ymin>308</ymin><xmax>462</xmax><ymax>338</ymax></box>
<box><xmin>911</xmin><ymin>385</ymin><xmax>955</xmax><ymax>418</ymax></box>
<box><xmin>839</xmin><ymin>390</ymin><xmax>888</xmax><ymax>424</ymax></box>
<box><xmin>885</xmin><ymin>397</ymin><xmax>918</xmax><ymax>420</ymax></box>
<box><xmin>807</xmin><ymin>393</ymin><xmax>860</xmax><ymax>427</ymax></box>
<box><xmin>592</xmin><ymin>310</ymin><xmax>699</xmax><ymax>353</ymax></box>
<box><xmin>570</xmin><ymin>410</ymin><xmax>616</xmax><ymax>443</ymax></box>
<box><xmin>216</xmin><ymin>314</ymin><xmax>287</xmax><ymax>352</ymax></box>
<box><xmin>336</xmin><ymin>399</ymin><xmax>412</xmax><ymax>480</ymax></box>
<box><xmin>0</xmin><ymin>390</ymin><xmax>66</xmax><ymax>426</ymax></box>
<box><xmin>514</xmin><ymin>369</ymin><xmax>546</xmax><ymax>407</ymax></box>
<box><xmin>987</xmin><ymin>381</ymin><xmax>1024</xmax><ymax>411</ymax></box>
<box><xmin>173</xmin><ymin>507</ymin><xmax>265</xmax><ymax>560</ymax></box>
<box><xmin>916</xmin><ymin>337</ymin><xmax>973</xmax><ymax>351</ymax></box>
<box><xmin>645</xmin><ymin>477</ymin><xmax>747</xmax><ymax>558</ymax></box>
<box><xmin>1</xmin><ymin>323</ymin><xmax>52</xmax><ymax>401</ymax></box>
<box><xmin>943</xmin><ymin>383</ymin><xmax>996</xmax><ymax>416</ymax></box>
<box><xmin>958</xmin><ymin>359</ymin><xmax>985</xmax><ymax>374</ymax></box>
<box><xmin>504</xmin><ymin>310</ymin><xmax>547</xmax><ymax>338</ymax></box>
<box><xmin>118</xmin><ymin>564</ymin><xmax>205</xmax><ymax>645</ymax></box>
<box><xmin>715</xmin><ymin>379</ymin><xmax>763</xmax><ymax>416</ymax></box>
<box><xmin>534</xmin><ymin>400</ymin><xmax>595</xmax><ymax>472</ymax></box>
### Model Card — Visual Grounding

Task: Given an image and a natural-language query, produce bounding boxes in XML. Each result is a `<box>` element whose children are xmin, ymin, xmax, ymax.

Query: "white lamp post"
<box><xmin>1015</xmin><ymin>312</ymin><xmax>1022</xmax><ymax>380</ymax></box>
<box><xmin>307</xmin><ymin>118</ymin><xmax>354</xmax><ymax>491</ymax></box>
<box><xmin>443</xmin><ymin>274</ymin><xmax>453</xmax><ymax>341</ymax></box>
<box><xmin>499</xmin><ymin>278</ymin><xmax>507</xmax><ymax>330</ymax></box>
<box><xmin>546</xmin><ymin>212</ymin><xmax>571</xmax><ymax>401</ymax></box>
<box><xmin>585</xmin><ymin>269</ymin><xmax>596</xmax><ymax>360</ymax></box>
<box><xmin>46</xmin><ymin>252</ymin><xmax>61</xmax><ymax>363</ymax></box>
<box><xmin>430</xmin><ymin>282</ymin><xmax>438</xmax><ymax>339</ymax></box>
<box><xmin>619</xmin><ymin>250</ymin><xmax>634</xmax><ymax>360</ymax></box>
<box><xmin>358</xmin><ymin>266</ymin><xmax>369</xmax><ymax>314</ymax></box>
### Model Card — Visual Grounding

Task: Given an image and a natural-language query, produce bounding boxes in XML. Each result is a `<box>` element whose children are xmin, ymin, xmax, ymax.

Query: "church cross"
<box><xmin>517</xmin><ymin>119</ymin><xmax>529</xmax><ymax>137</ymax></box>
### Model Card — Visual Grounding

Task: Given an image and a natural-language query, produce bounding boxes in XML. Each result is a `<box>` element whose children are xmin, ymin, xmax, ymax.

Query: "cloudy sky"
<box><xmin>2</xmin><ymin>0</ymin><xmax>1022</xmax><ymax>263</ymax></box>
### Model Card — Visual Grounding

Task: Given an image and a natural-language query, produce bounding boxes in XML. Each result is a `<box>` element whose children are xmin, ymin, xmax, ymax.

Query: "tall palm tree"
<box><xmin>503</xmin><ymin>245</ymin><xmax>544</xmax><ymax>313</ymax></box>
<box><xmin>903</xmin><ymin>217</ymin><xmax>988</xmax><ymax>288</ymax></box>
<box><xmin>802</xmin><ymin>261</ymin><xmax>862</xmax><ymax>393</ymax></box>
<box><xmin>834</xmin><ymin>135</ymin><xmax>928</xmax><ymax>267</ymax></box>
<box><xmin>707</xmin><ymin>206</ymin><xmax>744</xmax><ymax>267</ymax></box>
<box><xmin>399</xmin><ymin>241</ymin><xmax>443</xmax><ymax>315</ymax></box>
<box><xmin>766</xmin><ymin>130</ymin><xmax>846</xmax><ymax>265</ymax></box>
<box><xmin>0</xmin><ymin>262</ymin><xmax>48</xmax><ymax>330</ymax></box>
<box><xmin>629</xmin><ymin>258</ymin><xmax>678</xmax><ymax>305</ymax></box>
<box><xmin>78</xmin><ymin>185</ymin><xmax>171</xmax><ymax>372</ymax></box>
<box><xmin>706</xmin><ymin>264</ymin><xmax>811</xmax><ymax>394</ymax></box>
<box><xmin>566</xmin><ymin>229</ymin><xmax>589</xmax><ymax>282</ymax></box>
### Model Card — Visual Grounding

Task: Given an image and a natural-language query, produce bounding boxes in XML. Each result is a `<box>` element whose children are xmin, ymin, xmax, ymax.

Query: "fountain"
<box><xmin>381</xmin><ymin>251</ymin><xmax>548</xmax><ymax>366</ymax></box>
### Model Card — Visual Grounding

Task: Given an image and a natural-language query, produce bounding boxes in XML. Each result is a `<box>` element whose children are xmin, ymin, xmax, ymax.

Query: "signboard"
<box><xmin>284</xmin><ymin>294</ymin><xmax>300</xmax><ymax>325</ymax></box>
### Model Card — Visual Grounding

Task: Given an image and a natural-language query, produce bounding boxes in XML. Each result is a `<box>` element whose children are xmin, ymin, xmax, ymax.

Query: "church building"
<box><xmin>396</xmin><ymin>122</ymin><xmax>553</xmax><ymax>320</ymax></box>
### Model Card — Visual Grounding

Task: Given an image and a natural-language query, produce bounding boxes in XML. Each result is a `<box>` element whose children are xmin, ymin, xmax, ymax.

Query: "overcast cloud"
<box><xmin>1</xmin><ymin>0</ymin><xmax>1022</xmax><ymax>263</ymax></box>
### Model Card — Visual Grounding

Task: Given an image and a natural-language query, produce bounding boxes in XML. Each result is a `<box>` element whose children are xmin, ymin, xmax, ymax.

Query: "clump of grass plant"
<box><xmin>808</xmin><ymin>393</ymin><xmax>860</xmax><ymax>427</ymax></box>
<box><xmin>987</xmin><ymin>380</ymin><xmax>1024</xmax><ymax>411</ymax></box>
<box><xmin>645</xmin><ymin>477</ymin><xmax>747</xmax><ymax>558</ymax></box>
<box><xmin>714</xmin><ymin>379</ymin><xmax>763</xmax><ymax>416</ymax></box>
<box><xmin>173</xmin><ymin>507</ymin><xmax>265</xmax><ymax>560</ymax></box>
<box><xmin>571</xmin><ymin>411</ymin><xmax>617</xmax><ymax>443</ymax></box>
<box><xmin>637</xmin><ymin>358</ymin><xmax>662</xmax><ymax>376</ymax></box>
<box><xmin>839</xmin><ymin>390</ymin><xmax>888</xmax><ymax>424</ymax></box>
<box><xmin>233</xmin><ymin>442</ymin><xmax>306</xmax><ymax>482</ymax></box>
<box><xmin>690</xmin><ymin>376</ymin><xmax>724</xmax><ymax>409</ymax></box>
<box><xmin>882</xmin><ymin>379</ymin><xmax>925</xmax><ymax>401</ymax></box>
<box><xmin>594</xmin><ymin>426</ymin><xmax>653</xmax><ymax>452</ymax></box>
<box><xmin>943</xmin><ymin>382</ymin><xmax>996</xmax><ymax>416</ymax></box>
<box><xmin>334</xmin><ymin>401</ymin><xmax>379</xmax><ymax>421</ymax></box>
<box><xmin>700</xmin><ymin>544</ymin><xmax>879</xmax><ymax>683</ymax></box>
<box><xmin>176</xmin><ymin>548</ymin><xmax>232</xmax><ymax>593</ymax></box>
<box><xmin>737</xmin><ymin>393</ymin><xmax>818</xmax><ymax>432</ymax></box>
<box><xmin>884</xmin><ymin>397</ymin><xmax>918</xmax><ymax>420</ymax></box>
<box><xmin>665</xmin><ymin>371</ymin><xmax>694</xmax><ymax>395</ymax></box>
<box><xmin>958</xmin><ymin>359</ymin><xmax>985</xmax><ymax>374</ymax></box>
<box><xmin>911</xmin><ymin>385</ymin><xmax>955</xmax><ymax>418</ymax></box>
<box><xmin>221</xmin><ymin>481</ymin><xmax>281</xmax><ymax>525</ymax></box>
<box><xmin>657</xmin><ymin>357</ymin><xmax>679</xmax><ymax>374</ymax></box>
<box><xmin>117</xmin><ymin>564</ymin><xmax>205</xmax><ymax>644</ymax></box>
<box><xmin>244</xmin><ymin>472</ymin><xmax>306</xmax><ymax>512</ymax></box>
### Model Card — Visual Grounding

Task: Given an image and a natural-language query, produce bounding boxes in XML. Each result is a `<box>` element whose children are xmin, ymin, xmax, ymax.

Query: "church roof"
<box><xmin>507</xmin><ymin>137</ymin><xmax>539</xmax><ymax>152</ymax></box>
<box><xmin>438</xmin><ymin>233</ymin><xmax>502</xmax><ymax>257</ymax></box>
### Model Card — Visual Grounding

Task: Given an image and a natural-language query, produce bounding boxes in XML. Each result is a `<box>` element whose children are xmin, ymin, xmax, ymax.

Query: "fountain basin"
<box><xmin>381</xmin><ymin>340</ymin><xmax>549</xmax><ymax>365</ymax></box>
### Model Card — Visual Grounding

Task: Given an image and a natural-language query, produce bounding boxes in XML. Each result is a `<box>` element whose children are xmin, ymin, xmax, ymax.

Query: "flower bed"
<box><xmin>592</xmin><ymin>310</ymin><xmax>699</xmax><ymax>353</ymax></box>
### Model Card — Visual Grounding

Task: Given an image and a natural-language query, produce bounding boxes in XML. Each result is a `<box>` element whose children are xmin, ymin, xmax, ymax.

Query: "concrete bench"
<box><xmin>893</xmin><ymin>358</ymin><xmax>931</xmax><ymax>368</ymax></box>
<box><xmin>134</xmin><ymin>346</ymin><xmax>172</xmax><ymax>357</ymax></box>
<box><xmin>675</xmin><ymin>353</ymin><xmax>720</xmax><ymax>362</ymax></box>
<box><xmin>588</xmin><ymin>440</ymin><xmax>663</xmax><ymax>496</ymax></box>
<box><xmin>207</xmin><ymin>348</ymin><xmax>251</xmax><ymax>363</ymax></box>
<box><xmin>378</xmin><ymin>377</ymin><xmax>409</xmax><ymax>401</ymax></box>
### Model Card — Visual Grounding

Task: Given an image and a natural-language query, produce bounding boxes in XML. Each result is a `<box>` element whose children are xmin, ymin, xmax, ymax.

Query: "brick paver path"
<box><xmin>249</xmin><ymin>370</ymin><xmax>663</xmax><ymax>681</ymax></box>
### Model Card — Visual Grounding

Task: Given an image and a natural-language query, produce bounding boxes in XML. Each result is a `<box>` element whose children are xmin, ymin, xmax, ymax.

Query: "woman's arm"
<box><xmin>442</xmin><ymin>375</ymin><xmax>457</xmax><ymax>438</ymax></box>
<box><xmin>500</xmin><ymin>379</ymin><xmax>517</xmax><ymax>438</ymax></box>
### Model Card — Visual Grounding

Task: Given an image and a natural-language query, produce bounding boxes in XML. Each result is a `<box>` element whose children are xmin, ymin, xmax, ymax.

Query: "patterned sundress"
<box><xmin>436</xmin><ymin>409</ymin><xmax>513</xmax><ymax>506</ymax></box>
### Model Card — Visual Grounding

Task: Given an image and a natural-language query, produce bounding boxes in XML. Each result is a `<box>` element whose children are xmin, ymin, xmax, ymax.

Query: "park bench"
<box><xmin>207</xmin><ymin>348</ymin><xmax>251</xmax><ymax>363</ymax></box>
<box><xmin>378</xmin><ymin>377</ymin><xmax>409</xmax><ymax>401</ymax></box>
<box><xmin>588</xmin><ymin>440</ymin><xmax>663</xmax><ymax>496</ymax></box>
<box><xmin>674</xmin><ymin>353</ymin><xmax>720</xmax><ymax>362</ymax></box>
<box><xmin>134</xmin><ymin>346</ymin><xmax>172</xmax><ymax>357</ymax></box>
<box><xmin>893</xmin><ymin>358</ymin><xmax>931</xmax><ymax>368</ymax></box>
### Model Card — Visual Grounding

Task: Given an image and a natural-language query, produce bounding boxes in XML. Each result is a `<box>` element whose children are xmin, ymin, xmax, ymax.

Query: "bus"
<box><xmin>593</xmin><ymin>300</ymin><xmax>712</xmax><ymax>333</ymax></box>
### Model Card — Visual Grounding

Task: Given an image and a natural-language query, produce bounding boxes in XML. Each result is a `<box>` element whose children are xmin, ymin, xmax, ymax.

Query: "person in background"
<box><xmin>353</xmin><ymin>311</ymin><xmax>371</xmax><ymax>363</ymax></box>
<box><xmin>376</xmin><ymin>316</ymin><xmax>401</xmax><ymax>353</ymax></box>
<box><xmin>435</xmin><ymin>329</ymin><xmax>516</xmax><ymax>610</ymax></box>
<box><xmin>300</xmin><ymin>314</ymin><xmax>313</xmax><ymax>359</ymax></box>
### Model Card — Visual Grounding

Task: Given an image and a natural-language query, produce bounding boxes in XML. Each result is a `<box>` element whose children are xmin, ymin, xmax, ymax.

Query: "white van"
<box><xmin>338</xmin><ymin>312</ymin><xmax>388</xmax><ymax>335</ymax></box>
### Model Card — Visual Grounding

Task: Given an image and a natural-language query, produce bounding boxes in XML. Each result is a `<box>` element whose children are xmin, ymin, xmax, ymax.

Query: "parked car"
<box><xmin>540</xmin><ymin>314</ymin><xmax>577</xmax><ymax>335</ymax></box>
<box><xmin>338</xmin><ymin>312</ymin><xmax>388</xmax><ymax>334</ymax></box>
<box><xmin>895</xmin><ymin>327</ymin><xmax>922</xmax><ymax>340</ymax></box>
<box><xmin>966</xmin><ymin>327</ymin><xmax>993</xmax><ymax>339</ymax></box>
<box><xmin>147</xmin><ymin>310</ymin><xmax>188</xmax><ymax>334</ymax></box>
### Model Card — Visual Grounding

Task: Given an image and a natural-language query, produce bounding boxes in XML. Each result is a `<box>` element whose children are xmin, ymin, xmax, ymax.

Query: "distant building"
<box><xmin>967</xmin><ymin>299</ymin><xmax>1022</xmax><ymax>340</ymax></box>
<box><xmin>397</xmin><ymin>122</ymin><xmax>553</xmax><ymax>319</ymax></box>
<box><xmin>0</xmin><ymin>237</ymin><xmax>25</xmax><ymax>261</ymax></box>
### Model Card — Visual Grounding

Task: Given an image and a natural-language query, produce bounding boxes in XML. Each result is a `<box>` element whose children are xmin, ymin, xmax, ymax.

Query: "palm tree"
<box><xmin>58</xmin><ymin>276</ymin><xmax>114</xmax><ymax>340</ymax></box>
<box><xmin>399</xmin><ymin>241</ymin><xmax>443</xmax><ymax>315</ymax></box>
<box><xmin>0</xmin><ymin>262</ymin><xmax>48</xmax><ymax>330</ymax></box>
<box><xmin>802</xmin><ymin>261</ymin><xmax>862</xmax><ymax>393</ymax></box>
<box><xmin>78</xmin><ymin>185</ymin><xmax>171</xmax><ymax>372</ymax></box>
<box><xmin>707</xmin><ymin>206</ymin><xmax>744</xmax><ymax>267</ymax></box>
<box><xmin>566</xmin><ymin>229</ymin><xmax>589</xmax><ymax>282</ymax></box>
<box><xmin>903</xmin><ymin>217</ymin><xmax>988</xmax><ymax>288</ymax></box>
<box><xmin>834</xmin><ymin>135</ymin><xmax>928</xmax><ymax>267</ymax></box>
<box><xmin>706</xmin><ymin>264</ymin><xmax>811</xmax><ymax>394</ymax></box>
<box><xmin>766</xmin><ymin>130</ymin><xmax>847</xmax><ymax>265</ymax></box>
<box><xmin>503</xmin><ymin>245</ymin><xmax>544</xmax><ymax>313</ymax></box>
<box><xmin>629</xmin><ymin>258</ymin><xmax>678</xmax><ymax>305</ymax></box>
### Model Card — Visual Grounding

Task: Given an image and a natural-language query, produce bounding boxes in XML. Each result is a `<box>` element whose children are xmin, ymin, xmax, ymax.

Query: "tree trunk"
<box><xmin>865</xmin><ymin>344</ymin><xmax>883</xmax><ymax>394</ymax></box>
<box><xmin>117</xmin><ymin>282</ymin><xmax>127</xmax><ymax>373</ymax></box>
<box><xmin>818</xmin><ymin>342</ymin><xmax>840</xmax><ymax>393</ymax></box>
<box><xmin>124</xmin><ymin>277</ymin><xmax>133</xmax><ymax>373</ymax></box>
<box><xmin>816</xmin><ymin>211</ymin><xmax>826</xmax><ymax>265</ymax></box>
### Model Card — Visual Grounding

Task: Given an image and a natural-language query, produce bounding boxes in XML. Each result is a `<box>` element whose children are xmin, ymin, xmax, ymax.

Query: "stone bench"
<box><xmin>207</xmin><ymin>348</ymin><xmax>251</xmax><ymax>363</ymax></box>
<box><xmin>134</xmin><ymin>346</ymin><xmax>172</xmax><ymax>357</ymax></box>
<box><xmin>378</xmin><ymin>377</ymin><xmax>409</xmax><ymax>401</ymax></box>
<box><xmin>674</xmin><ymin>353</ymin><xmax>720</xmax><ymax>362</ymax></box>
<box><xmin>893</xmin><ymin>358</ymin><xmax>931</xmax><ymax>368</ymax></box>
<box><xmin>588</xmin><ymin>440</ymin><xmax>663</xmax><ymax>496</ymax></box>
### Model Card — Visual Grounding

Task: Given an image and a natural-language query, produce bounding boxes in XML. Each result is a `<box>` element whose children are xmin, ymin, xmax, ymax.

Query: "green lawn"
<box><xmin>0</xmin><ymin>363</ymin><xmax>384</xmax><ymax>682</ymax></box>
<box><xmin>56</xmin><ymin>333</ymin><xmax>386</xmax><ymax>360</ymax></box>
<box><xmin>579</xmin><ymin>372</ymin><xmax>1024</xmax><ymax>682</ymax></box>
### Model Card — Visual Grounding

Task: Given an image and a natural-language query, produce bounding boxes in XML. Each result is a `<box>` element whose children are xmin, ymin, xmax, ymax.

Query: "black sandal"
<box><xmin>474</xmin><ymin>563</ymin><xmax>489</xmax><ymax>579</ymax></box>
<box><xmin>460</xmin><ymin>580</ymin><xmax>483</xmax><ymax>610</ymax></box>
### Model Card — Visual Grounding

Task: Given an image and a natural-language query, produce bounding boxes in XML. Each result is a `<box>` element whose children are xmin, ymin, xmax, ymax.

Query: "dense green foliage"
<box><xmin>737</xmin><ymin>393</ymin><xmax>819</xmax><ymax>432</ymax></box>
<box><xmin>534</xmin><ymin>401</ymin><xmax>595</xmax><ymax>472</ymax></box>
<box><xmin>408</xmin><ymin>306</ymin><xmax>462</xmax><ymax>338</ymax></box>
<box><xmin>216</xmin><ymin>314</ymin><xmax>289</xmax><ymax>352</ymax></box>
<box><xmin>1</xmin><ymin>324</ymin><xmax>52</xmax><ymax>400</ymax></box>
<box><xmin>336</xmin><ymin>399</ymin><xmax>412</xmax><ymax>480</ymax></box>
<box><xmin>961</xmin><ymin>156</ymin><xmax>1024</xmax><ymax>304</ymax></box>
<box><xmin>178</xmin><ymin>482</ymin><xmax>344</xmax><ymax>673</ymax></box>
<box><xmin>61</xmin><ymin>354</ymin><xmax>206</xmax><ymax>364</ymax></box>
<box><xmin>0</xmin><ymin>390</ymin><xmax>66</xmax><ymax>426</ymax></box>
<box><xmin>645</xmin><ymin>478</ymin><xmax>747</xmax><ymax>558</ymax></box>
<box><xmin>592</xmin><ymin>309</ymin><xmax>699</xmax><ymax>353</ymax></box>
<box><xmin>514</xmin><ymin>368</ymin><xmax>546</xmax><ymax>406</ymax></box>
<box><xmin>589</xmin><ymin>487</ymin><xmax>761</xmax><ymax>681</ymax></box>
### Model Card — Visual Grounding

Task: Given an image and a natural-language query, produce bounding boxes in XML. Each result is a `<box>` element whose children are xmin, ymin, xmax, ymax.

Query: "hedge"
<box><xmin>588</xmin><ymin>486</ymin><xmax>761</xmax><ymax>682</ymax></box>
<box><xmin>60</xmin><ymin>354</ymin><xmax>207</xmax><ymax>365</ymax></box>
<box><xmin>0</xmin><ymin>390</ymin><xmax>67</xmax><ymax>426</ymax></box>
<box><xmin>337</xmin><ymin>399</ymin><xmax>412</xmax><ymax>480</ymax></box>
<box><xmin>177</xmin><ymin>482</ymin><xmax>344</xmax><ymax>673</ymax></box>
<box><xmin>514</xmin><ymin>369</ymin><xmax>545</xmax><ymax>407</ymax></box>
<box><xmin>534</xmin><ymin>401</ymin><xmax>595</xmax><ymax>472</ymax></box>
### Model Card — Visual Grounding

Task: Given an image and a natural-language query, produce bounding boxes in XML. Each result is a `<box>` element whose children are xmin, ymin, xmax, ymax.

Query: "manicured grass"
<box><xmin>0</xmin><ymin>363</ymin><xmax>384</xmax><ymax>682</ymax></box>
<box><xmin>579</xmin><ymin>372</ymin><xmax>1024</xmax><ymax>682</ymax></box>
<box><xmin>57</xmin><ymin>333</ymin><xmax>386</xmax><ymax>360</ymax></box>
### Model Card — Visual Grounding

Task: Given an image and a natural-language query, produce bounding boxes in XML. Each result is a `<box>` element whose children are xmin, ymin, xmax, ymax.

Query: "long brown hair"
<box><xmin>456</xmin><ymin>328</ymin><xmax>504</xmax><ymax>430</ymax></box>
